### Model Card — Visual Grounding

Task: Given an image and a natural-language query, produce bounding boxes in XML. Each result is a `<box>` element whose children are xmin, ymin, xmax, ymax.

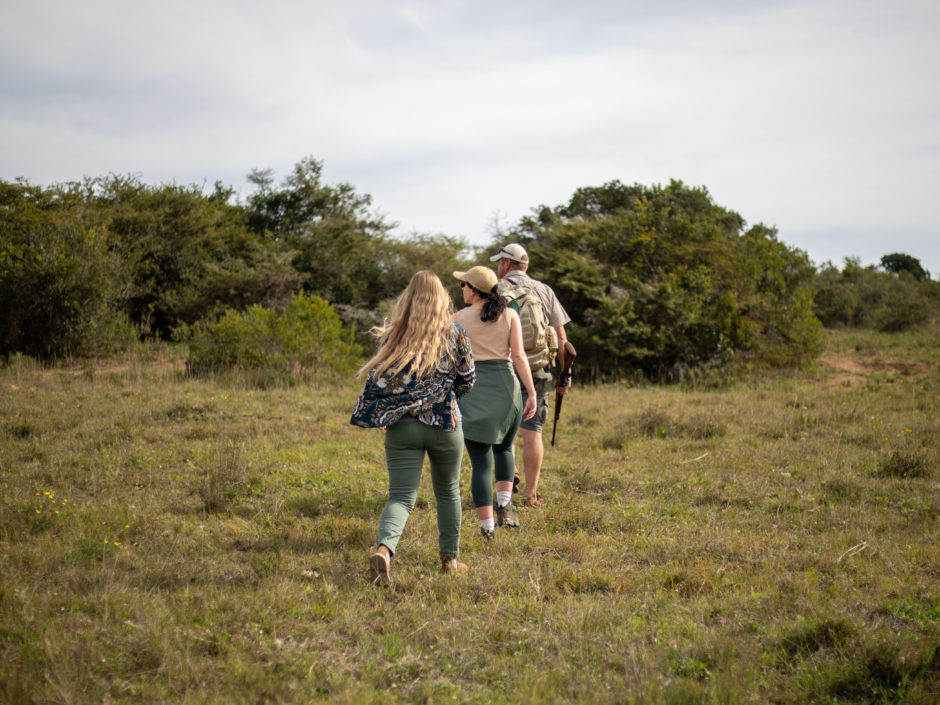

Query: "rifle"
<box><xmin>550</xmin><ymin>340</ymin><xmax>577</xmax><ymax>447</ymax></box>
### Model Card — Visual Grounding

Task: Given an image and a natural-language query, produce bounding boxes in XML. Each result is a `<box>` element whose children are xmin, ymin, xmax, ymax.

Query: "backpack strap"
<box><xmin>498</xmin><ymin>278</ymin><xmax>557</xmax><ymax>371</ymax></box>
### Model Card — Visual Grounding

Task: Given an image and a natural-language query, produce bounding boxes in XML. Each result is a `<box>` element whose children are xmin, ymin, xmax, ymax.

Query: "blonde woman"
<box><xmin>350</xmin><ymin>271</ymin><xmax>475</xmax><ymax>586</ymax></box>
<box><xmin>452</xmin><ymin>266</ymin><xmax>536</xmax><ymax>538</ymax></box>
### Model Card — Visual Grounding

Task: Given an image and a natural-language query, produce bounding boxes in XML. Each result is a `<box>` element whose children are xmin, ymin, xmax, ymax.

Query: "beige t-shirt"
<box><xmin>454</xmin><ymin>306</ymin><xmax>514</xmax><ymax>362</ymax></box>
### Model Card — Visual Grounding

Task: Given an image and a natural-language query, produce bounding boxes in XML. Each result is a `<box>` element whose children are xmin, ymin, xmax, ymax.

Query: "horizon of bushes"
<box><xmin>2</xmin><ymin>157</ymin><xmax>938</xmax><ymax>380</ymax></box>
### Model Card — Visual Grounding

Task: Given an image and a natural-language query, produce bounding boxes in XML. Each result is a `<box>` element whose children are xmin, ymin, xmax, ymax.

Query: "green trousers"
<box><xmin>378</xmin><ymin>417</ymin><xmax>464</xmax><ymax>557</ymax></box>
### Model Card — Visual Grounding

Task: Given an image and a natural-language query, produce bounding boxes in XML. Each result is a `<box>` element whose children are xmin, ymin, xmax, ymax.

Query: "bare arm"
<box><xmin>555</xmin><ymin>325</ymin><xmax>572</xmax><ymax>395</ymax></box>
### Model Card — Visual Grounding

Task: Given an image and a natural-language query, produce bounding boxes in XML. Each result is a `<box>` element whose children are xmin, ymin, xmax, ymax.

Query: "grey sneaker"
<box><xmin>496</xmin><ymin>502</ymin><xmax>520</xmax><ymax>528</ymax></box>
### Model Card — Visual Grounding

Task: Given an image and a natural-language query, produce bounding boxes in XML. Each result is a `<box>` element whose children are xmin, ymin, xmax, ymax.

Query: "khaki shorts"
<box><xmin>520</xmin><ymin>374</ymin><xmax>554</xmax><ymax>433</ymax></box>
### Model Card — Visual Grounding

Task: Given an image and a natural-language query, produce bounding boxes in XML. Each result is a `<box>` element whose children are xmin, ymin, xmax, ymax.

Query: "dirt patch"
<box><xmin>818</xmin><ymin>353</ymin><xmax>932</xmax><ymax>385</ymax></box>
<box><xmin>30</xmin><ymin>357</ymin><xmax>186</xmax><ymax>382</ymax></box>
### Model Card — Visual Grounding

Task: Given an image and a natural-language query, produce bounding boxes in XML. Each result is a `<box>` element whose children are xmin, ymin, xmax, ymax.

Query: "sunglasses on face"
<box><xmin>460</xmin><ymin>281</ymin><xmax>470</xmax><ymax>288</ymax></box>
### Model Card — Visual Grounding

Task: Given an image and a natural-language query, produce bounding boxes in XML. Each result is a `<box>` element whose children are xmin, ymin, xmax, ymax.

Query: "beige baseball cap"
<box><xmin>489</xmin><ymin>243</ymin><xmax>529</xmax><ymax>264</ymax></box>
<box><xmin>452</xmin><ymin>265</ymin><xmax>498</xmax><ymax>293</ymax></box>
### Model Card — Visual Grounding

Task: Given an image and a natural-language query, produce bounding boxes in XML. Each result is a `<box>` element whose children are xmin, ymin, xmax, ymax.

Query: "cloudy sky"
<box><xmin>3</xmin><ymin>0</ymin><xmax>939</xmax><ymax>275</ymax></box>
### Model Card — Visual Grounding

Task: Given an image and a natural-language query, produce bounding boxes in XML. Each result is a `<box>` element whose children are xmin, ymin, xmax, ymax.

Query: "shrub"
<box><xmin>877</xmin><ymin>450</ymin><xmax>932</xmax><ymax>479</ymax></box>
<box><xmin>183</xmin><ymin>293</ymin><xmax>362</xmax><ymax>383</ymax></box>
<box><xmin>503</xmin><ymin>180</ymin><xmax>822</xmax><ymax>379</ymax></box>
<box><xmin>813</xmin><ymin>262</ymin><xmax>859</xmax><ymax>327</ymax></box>
<box><xmin>870</xmin><ymin>273</ymin><xmax>932</xmax><ymax>332</ymax></box>
<box><xmin>779</xmin><ymin>617</ymin><xmax>855</xmax><ymax>658</ymax></box>
<box><xmin>813</xmin><ymin>258</ymin><xmax>934</xmax><ymax>332</ymax></box>
<box><xmin>1</xmin><ymin>181</ymin><xmax>135</xmax><ymax>359</ymax></box>
<box><xmin>99</xmin><ymin>176</ymin><xmax>304</xmax><ymax>337</ymax></box>
<box><xmin>822</xmin><ymin>641</ymin><xmax>938</xmax><ymax>702</ymax></box>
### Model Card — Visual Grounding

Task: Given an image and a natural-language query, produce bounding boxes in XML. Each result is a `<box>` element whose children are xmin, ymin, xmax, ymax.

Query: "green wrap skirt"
<box><xmin>458</xmin><ymin>359</ymin><xmax>522</xmax><ymax>444</ymax></box>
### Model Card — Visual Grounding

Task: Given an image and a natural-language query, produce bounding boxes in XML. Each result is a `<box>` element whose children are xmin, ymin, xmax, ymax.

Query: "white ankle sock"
<box><xmin>480</xmin><ymin>517</ymin><xmax>495</xmax><ymax>531</ymax></box>
<box><xmin>496</xmin><ymin>490</ymin><xmax>512</xmax><ymax>508</ymax></box>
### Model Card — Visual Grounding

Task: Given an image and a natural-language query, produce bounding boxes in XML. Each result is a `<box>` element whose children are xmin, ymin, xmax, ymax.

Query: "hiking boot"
<box><xmin>440</xmin><ymin>556</ymin><xmax>468</xmax><ymax>574</ymax></box>
<box><xmin>523</xmin><ymin>493</ymin><xmax>545</xmax><ymax>508</ymax></box>
<box><xmin>369</xmin><ymin>546</ymin><xmax>391</xmax><ymax>587</ymax></box>
<box><xmin>496</xmin><ymin>502</ymin><xmax>520</xmax><ymax>528</ymax></box>
<box><xmin>480</xmin><ymin>525</ymin><xmax>496</xmax><ymax>541</ymax></box>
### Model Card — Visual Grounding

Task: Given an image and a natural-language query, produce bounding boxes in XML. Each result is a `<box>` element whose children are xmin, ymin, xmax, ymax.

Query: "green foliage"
<box><xmin>0</xmin><ymin>180</ymin><xmax>135</xmax><ymax>359</ymax></box>
<box><xmin>172</xmin><ymin>246</ymin><xmax>303</xmax><ymax>325</ymax></box>
<box><xmin>246</xmin><ymin>158</ymin><xmax>474</xmax><ymax>309</ymax></box>
<box><xmin>98</xmin><ymin>175</ymin><xmax>301</xmax><ymax>337</ymax></box>
<box><xmin>330</xmin><ymin>233</ymin><xmax>475</xmax><ymax>348</ymax></box>
<box><xmin>504</xmin><ymin>180</ymin><xmax>820</xmax><ymax>379</ymax></box>
<box><xmin>1</xmin><ymin>159</ymin><xmax>476</xmax><ymax>362</ymax></box>
<box><xmin>17</xmin><ymin>159</ymin><xmax>929</xmax><ymax>379</ymax></box>
<box><xmin>737</xmin><ymin>225</ymin><xmax>823</xmax><ymax>366</ymax></box>
<box><xmin>881</xmin><ymin>252</ymin><xmax>930</xmax><ymax>281</ymax></box>
<box><xmin>0</xmin><ymin>174</ymin><xmax>304</xmax><ymax>357</ymax></box>
<box><xmin>183</xmin><ymin>292</ymin><xmax>362</xmax><ymax>383</ymax></box>
<box><xmin>814</xmin><ymin>257</ymin><xmax>935</xmax><ymax>331</ymax></box>
<box><xmin>378</xmin><ymin>232</ymin><xmax>476</xmax><ymax>298</ymax></box>
<box><xmin>246</xmin><ymin>157</ymin><xmax>391</xmax><ymax>307</ymax></box>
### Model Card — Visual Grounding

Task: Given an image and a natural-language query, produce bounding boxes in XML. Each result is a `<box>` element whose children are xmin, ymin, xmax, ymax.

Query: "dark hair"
<box><xmin>475</xmin><ymin>284</ymin><xmax>507</xmax><ymax>323</ymax></box>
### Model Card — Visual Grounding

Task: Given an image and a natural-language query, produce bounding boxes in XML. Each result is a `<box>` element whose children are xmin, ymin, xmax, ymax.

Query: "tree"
<box><xmin>245</xmin><ymin>157</ymin><xmax>394</xmax><ymax>307</ymax></box>
<box><xmin>880</xmin><ymin>252</ymin><xmax>929</xmax><ymax>281</ymax></box>
<box><xmin>500</xmin><ymin>180</ymin><xmax>821</xmax><ymax>379</ymax></box>
<box><xmin>0</xmin><ymin>179</ymin><xmax>133</xmax><ymax>359</ymax></box>
<box><xmin>813</xmin><ymin>257</ymin><xmax>933</xmax><ymax>331</ymax></box>
<box><xmin>97</xmin><ymin>176</ymin><xmax>300</xmax><ymax>338</ymax></box>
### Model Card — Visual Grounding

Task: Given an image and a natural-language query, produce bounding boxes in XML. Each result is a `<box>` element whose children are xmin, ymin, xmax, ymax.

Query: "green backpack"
<box><xmin>499</xmin><ymin>279</ymin><xmax>558</xmax><ymax>371</ymax></box>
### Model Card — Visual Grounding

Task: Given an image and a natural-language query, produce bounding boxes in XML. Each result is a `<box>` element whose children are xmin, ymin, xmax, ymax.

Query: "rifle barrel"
<box><xmin>550</xmin><ymin>342</ymin><xmax>576</xmax><ymax>447</ymax></box>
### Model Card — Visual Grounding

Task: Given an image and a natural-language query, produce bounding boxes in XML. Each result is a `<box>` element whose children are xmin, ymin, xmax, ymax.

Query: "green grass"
<box><xmin>1</xmin><ymin>330</ymin><xmax>938</xmax><ymax>704</ymax></box>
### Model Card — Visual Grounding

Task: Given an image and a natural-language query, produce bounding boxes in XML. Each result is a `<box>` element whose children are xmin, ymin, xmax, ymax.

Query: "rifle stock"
<box><xmin>550</xmin><ymin>341</ymin><xmax>577</xmax><ymax>447</ymax></box>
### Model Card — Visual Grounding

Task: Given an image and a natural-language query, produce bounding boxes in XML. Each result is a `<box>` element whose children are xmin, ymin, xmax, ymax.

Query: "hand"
<box><xmin>522</xmin><ymin>395</ymin><xmax>537</xmax><ymax>421</ymax></box>
<box><xmin>556</xmin><ymin>379</ymin><xmax>571</xmax><ymax>396</ymax></box>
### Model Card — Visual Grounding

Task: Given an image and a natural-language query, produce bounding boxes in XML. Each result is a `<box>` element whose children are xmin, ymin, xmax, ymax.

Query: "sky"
<box><xmin>2</xmin><ymin>0</ymin><xmax>939</xmax><ymax>276</ymax></box>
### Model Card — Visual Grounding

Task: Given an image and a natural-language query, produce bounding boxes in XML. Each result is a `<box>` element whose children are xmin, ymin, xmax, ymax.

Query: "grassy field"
<box><xmin>1</xmin><ymin>326</ymin><xmax>938</xmax><ymax>704</ymax></box>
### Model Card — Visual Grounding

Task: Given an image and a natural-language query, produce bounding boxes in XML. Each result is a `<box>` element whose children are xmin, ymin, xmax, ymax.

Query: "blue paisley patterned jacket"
<box><xmin>350</xmin><ymin>323</ymin><xmax>475</xmax><ymax>430</ymax></box>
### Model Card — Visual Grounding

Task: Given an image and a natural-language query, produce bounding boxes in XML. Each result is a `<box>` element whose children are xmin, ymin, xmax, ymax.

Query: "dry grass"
<box><xmin>1</xmin><ymin>329</ymin><xmax>938</xmax><ymax>704</ymax></box>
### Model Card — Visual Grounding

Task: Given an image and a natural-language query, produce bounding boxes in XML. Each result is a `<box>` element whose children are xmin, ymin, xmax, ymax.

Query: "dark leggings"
<box><xmin>465</xmin><ymin>421</ymin><xmax>520</xmax><ymax>509</ymax></box>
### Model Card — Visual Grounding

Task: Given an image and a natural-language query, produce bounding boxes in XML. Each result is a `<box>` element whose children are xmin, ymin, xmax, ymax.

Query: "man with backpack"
<box><xmin>490</xmin><ymin>243</ymin><xmax>572</xmax><ymax>508</ymax></box>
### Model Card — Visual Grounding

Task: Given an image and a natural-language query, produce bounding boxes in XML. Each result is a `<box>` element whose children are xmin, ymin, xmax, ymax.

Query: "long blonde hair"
<box><xmin>358</xmin><ymin>271</ymin><xmax>456</xmax><ymax>380</ymax></box>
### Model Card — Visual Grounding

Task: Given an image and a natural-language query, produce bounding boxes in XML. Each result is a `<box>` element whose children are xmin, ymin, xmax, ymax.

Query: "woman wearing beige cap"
<box><xmin>453</xmin><ymin>266</ymin><xmax>536</xmax><ymax>538</ymax></box>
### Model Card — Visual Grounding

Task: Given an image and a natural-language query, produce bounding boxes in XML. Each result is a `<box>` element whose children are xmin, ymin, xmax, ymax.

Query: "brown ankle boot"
<box><xmin>370</xmin><ymin>545</ymin><xmax>391</xmax><ymax>586</ymax></box>
<box><xmin>440</xmin><ymin>556</ymin><xmax>468</xmax><ymax>574</ymax></box>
